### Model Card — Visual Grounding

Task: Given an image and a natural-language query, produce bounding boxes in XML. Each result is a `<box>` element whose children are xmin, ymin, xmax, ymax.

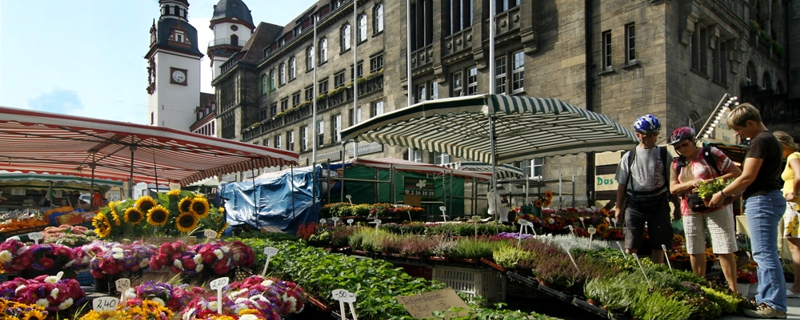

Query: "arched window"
<box><xmin>762</xmin><ymin>72</ymin><xmax>772</xmax><ymax>90</ymax></box>
<box><xmin>289</xmin><ymin>57</ymin><xmax>296</xmax><ymax>80</ymax></box>
<box><xmin>374</xmin><ymin>4</ymin><xmax>384</xmax><ymax>33</ymax></box>
<box><xmin>261</xmin><ymin>74</ymin><xmax>268</xmax><ymax>94</ymax></box>
<box><xmin>307</xmin><ymin>46</ymin><xmax>314</xmax><ymax>70</ymax></box>
<box><xmin>687</xmin><ymin>111</ymin><xmax>702</xmax><ymax>130</ymax></box>
<box><xmin>319</xmin><ymin>38</ymin><xmax>328</xmax><ymax>63</ymax></box>
<box><xmin>746</xmin><ymin>61</ymin><xmax>756</xmax><ymax>87</ymax></box>
<box><xmin>341</xmin><ymin>23</ymin><xmax>351</xmax><ymax>51</ymax></box>
<box><xmin>358</xmin><ymin>14</ymin><xmax>368</xmax><ymax>42</ymax></box>
<box><xmin>269</xmin><ymin>69</ymin><xmax>276</xmax><ymax>90</ymax></box>
<box><xmin>231</xmin><ymin>34</ymin><xmax>239</xmax><ymax>46</ymax></box>
<box><xmin>279</xmin><ymin>63</ymin><xmax>286</xmax><ymax>85</ymax></box>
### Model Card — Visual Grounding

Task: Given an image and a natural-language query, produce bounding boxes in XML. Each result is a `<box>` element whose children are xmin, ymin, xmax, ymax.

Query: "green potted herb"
<box><xmin>697</xmin><ymin>178</ymin><xmax>733</xmax><ymax>204</ymax></box>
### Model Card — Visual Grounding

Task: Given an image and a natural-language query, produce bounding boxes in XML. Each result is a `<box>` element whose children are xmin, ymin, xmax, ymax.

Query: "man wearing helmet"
<box><xmin>614</xmin><ymin>114</ymin><xmax>674</xmax><ymax>263</ymax></box>
<box><xmin>668</xmin><ymin>126</ymin><xmax>741</xmax><ymax>293</ymax></box>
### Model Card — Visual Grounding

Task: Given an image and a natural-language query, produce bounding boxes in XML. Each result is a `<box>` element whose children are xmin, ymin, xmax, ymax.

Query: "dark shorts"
<box><xmin>624</xmin><ymin>194</ymin><xmax>673</xmax><ymax>251</ymax></box>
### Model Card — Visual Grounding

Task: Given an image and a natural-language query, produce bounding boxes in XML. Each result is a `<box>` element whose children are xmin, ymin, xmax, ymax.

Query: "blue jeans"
<box><xmin>745</xmin><ymin>190</ymin><xmax>788</xmax><ymax>311</ymax></box>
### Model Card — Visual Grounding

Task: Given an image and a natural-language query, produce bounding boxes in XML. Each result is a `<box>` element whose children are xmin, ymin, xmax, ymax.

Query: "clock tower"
<box><xmin>146</xmin><ymin>0</ymin><xmax>203</xmax><ymax>130</ymax></box>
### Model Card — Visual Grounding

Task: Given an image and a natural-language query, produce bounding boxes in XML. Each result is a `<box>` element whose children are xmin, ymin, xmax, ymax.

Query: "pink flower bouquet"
<box><xmin>0</xmin><ymin>239</ymin><xmax>76</xmax><ymax>273</ymax></box>
<box><xmin>192</xmin><ymin>240</ymin><xmax>255</xmax><ymax>275</ymax></box>
<box><xmin>89</xmin><ymin>241</ymin><xmax>155</xmax><ymax>278</ymax></box>
<box><xmin>227</xmin><ymin>275</ymin><xmax>306</xmax><ymax>315</ymax></box>
<box><xmin>149</xmin><ymin>241</ymin><xmax>205</xmax><ymax>276</ymax></box>
<box><xmin>0</xmin><ymin>274</ymin><xmax>86</xmax><ymax>313</ymax></box>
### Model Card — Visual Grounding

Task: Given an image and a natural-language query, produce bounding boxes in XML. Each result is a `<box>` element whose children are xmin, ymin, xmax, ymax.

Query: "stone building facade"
<box><xmin>212</xmin><ymin>0</ymin><xmax>798</xmax><ymax>207</ymax></box>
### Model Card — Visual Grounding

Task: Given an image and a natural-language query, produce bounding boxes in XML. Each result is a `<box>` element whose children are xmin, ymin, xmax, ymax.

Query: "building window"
<box><xmin>305</xmin><ymin>86</ymin><xmax>314</xmax><ymax>101</ymax></box>
<box><xmin>602</xmin><ymin>30</ymin><xmax>612</xmax><ymax>70</ymax></box>
<box><xmin>429</xmin><ymin>81</ymin><xmax>438</xmax><ymax>100</ymax></box>
<box><xmin>691</xmin><ymin>25</ymin><xmax>707</xmax><ymax>74</ymax></box>
<box><xmin>280</xmin><ymin>98</ymin><xmax>289</xmax><ymax>112</ymax></box>
<box><xmin>334</xmin><ymin>71</ymin><xmax>346</xmax><ymax>88</ymax></box>
<box><xmin>270</xmin><ymin>103</ymin><xmax>278</xmax><ymax>117</ymax></box>
<box><xmin>495</xmin><ymin>56</ymin><xmax>506</xmax><ymax>94</ymax></box>
<box><xmin>259</xmin><ymin>106</ymin><xmax>268</xmax><ymax>121</ymax></box>
<box><xmin>408</xmin><ymin>148</ymin><xmax>423</xmax><ymax>163</ymax></box>
<box><xmin>319</xmin><ymin>38</ymin><xmax>328</xmax><ymax>63</ymax></box>
<box><xmin>434</xmin><ymin>152</ymin><xmax>450</xmax><ymax>165</ymax></box>
<box><xmin>374</xmin><ymin>4</ymin><xmax>384</xmax><ymax>33</ymax></box>
<box><xmin>279</xmin><ymin>63</ymin><xmax>286</xmax><ymax>85</ymax></box>
<box><xmin>625</xmin><ymin>23</ymin><xmax>636</xmax><ymax>63</ymax></box>
<box><xmin>746</xmin><ymin>61</ymin><xmax>756</xmax><ymax>86</ymax></box>
<box><xmin>351</xmin><ymin>62</ymin><xmax>363</xmax><ymax>80</ymax></box>
<box><xmin>410</xmin><ymin>0</ymin><xmax>433</xmax><ymax>50</ymax></box>
<box><xmin>511</xmin><ymin>51</ymin><xmax>524</xmax><ymax>93</ymax></box>
<box><xmin>358</xmin><ymin>14</ymin><xmax>368</xmax><ymax>43</ymax></box>
<box><xmin>417</xmin><ymin>84</ymin><xmax>427</xmax><ymax>103</ymax></box>
<box><xmin>341</xmin><ymin>23</ymin><xmax>351</xmax><ymax>51</ymax></box>
<box><xmin>292</xmin><ymin>92</ymin><xmax>301</xmax><ymax>106</ymax></box>
<box><xmin>371</xmin><ymin>100</ymin><xmax>384</xmax><ymax>117</ymax></box>
<box><xmin>269</xmin><ymin>69</ymin><xmax>276</xmax><ymax>90</ymax></box>
<box><xmin>495</xmin><ymin>0</ymin><xmax>520</xmax><ymax>13</ymax></box>
<box><xmin>307</xmin><ymin>46</ymin><xmax>314</xmax><ymax>71</ymax></box>
<box><xmin>317</xmin><ymin>120</ymin><xmax>325</xmax><ymax>146</ymax></box>
<box><xmin>263</xmin><ymin>139</ymin><xmax>269</xmax><ymax>147</ymax></box>
<box><xmin>521</xmin><ymin>158</ymin><xmax>544</xmax><ymax>178</ymax></box>
<box><xmin>370</xmin><ymin>54</ymin><xmax>384</xmax><ymax>72</ymax></box>
<box><xmin>261</xmin><ymin>74</ymin><xmax>268</xmax><ymax>95</ymax></box>
<box><xmin>274</xmin><ymin>135</ymin><xmax>282</xmax><ymax>149</ymax></box>
<box><xmin>286</xmin><ymin>131</ymin><xmax>295</xmax><ymax>151</ymax></box>
<box><xmin>350</xmin><ymin>107</ymin><xmax>362</xmax><ymax>125</ymax></box>
<box><xmin>332</xmin><ymin>114</ymin><xmax>342</xmax><ymax>142</ymax></box>
<box><xmin>289</xmin><ymin>57</ymin><xmax>296</xmax><ymax>80</ymax></box>
<box><xmin>301</xmin><ymin>126</ymin><xmax>309</xmax><ymax>151</ymax></box>
<box><xmin>452</xmin><ymin>71</ymin><xmax>463</xmax><ymax>96</ymax></box>
<box><xmin>319</xmin><ymin>79</ymin><xmax>329</xmax><ymax>95</ymax></box>
<box><xmin>467</xmin><ymin>67</ymin><xmax>478</xmax><ymax>95</ymax></box>
<box><xmin>448</xmin><ymin>0</ymin><xmax>473</xmax><ymax>35</ymax></box>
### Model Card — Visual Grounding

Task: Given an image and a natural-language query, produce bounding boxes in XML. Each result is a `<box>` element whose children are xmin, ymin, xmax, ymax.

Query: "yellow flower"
<box><xmin>147</xmin><ymin>205</ymin><xmax>170</xmax><ymax>227</ymax></box>
<box><xmin>190</xmin><ymin>197</ymin><xmax>210</xmax><ymax>219</ymax></box>
<box><xmin>109</xmin><ymin>210</ymin><xmax>122</xmax><ymax>227</ymax></box>
<box><xmin>239</xmin><ymin>308</ymin><xmax>260</xmax><ymax>315</ymax></box>
<box><xmin>22</xmin><ymin>310</ymin><xmax>47</xmax><ymax>320</ymax></box>
<box><xmin>543</xmin><ymin>198</ymin><xmax>552</xmax><ymax>208</ymax></box>
<box><xmin>544</xmin><ymin>190</ymin><xmax>554</xmax><ymax>200</ymax></box>
<box><xmin>124</xmin><ymin>207</ymin><xmax>145</xmax><ymax>225</ymax></box>
<box><xmin>135</xmin><ymin>196</ymin><xmax>158</xmax><ymax>214</ymax></box>
<box><xmin>92</xmin><ymin>213</ymin><xmax>112</xmax><ymax>238</ymax></box>
<box><xmin>217</xmin><ymin>222</ymin><xmax>229</xmax><ymax>237</ymax></box>
<box><xmin>166</xmin><ymin>189</ymin><xmax>181</xmax><ymax>197</ymax></box>
<box><xmin>534</xmin><ymin>199</ymin><xmax>544</xmax><ymax>208</ymax></box>
<box><xmin>176</xmin><ymin>211</ymin><xmax>199</xmax><ymax>233</ymax></box>
<box><xmin>179</xmin><ymin>196</ymin><xmax>193</xmax><ymax>215</ymax></box>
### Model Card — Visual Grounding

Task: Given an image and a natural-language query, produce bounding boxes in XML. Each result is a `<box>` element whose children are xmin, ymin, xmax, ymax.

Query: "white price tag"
<box><xmin>332</xmin><ymin>289</ymin><xmax>357</xmax><ymax>303</ymax></box>
<box><xmin>210</xmin><ymin>277</ymin><xmax>229</xmax><ymax>314</ymax></box>
<box><xmin>204</xmin><ymin>229</ymin><xmax>218</xmax><ymax>239</ymax></box>
<box><xmin>209</xmin><ymin>277</ymin><xmax>229</xmax><ymax>291</ymax></box>
<box><xmin>93</xmin><ymin>297</ymin><xmax>119</xmax><ymax>312</ymax></box>
<box><xmin>374</xmin><ymin>219</ymin><xmax>382</xmax><ymax>225</ymax></box>
<box><xmin>347</xmin><ymin>218</ymin><xmax>354</xmax><ymax>225</ymax></box>
<box><xmin>261</xmin><ymin>247</ymin><xmax>279</xmax><ymax>277</ymax></box>
<box><xmin>320</xmin><ymin>218</ymin><xmax>327</xmax><ymax>224</ymax></box>
<box><xmin>332</xmin><ymin>217</ymin><xmax>340</xmax><ymax>226</ymax></box>
<box><xmin>115</xmin><ymin>278</ymin><xmax>130</xmax><ymax>292</ymax></box>
<box><xmin>27</xmin><ymin>232</ymin><xmax>43</xmax><ymax>244</ymax></box>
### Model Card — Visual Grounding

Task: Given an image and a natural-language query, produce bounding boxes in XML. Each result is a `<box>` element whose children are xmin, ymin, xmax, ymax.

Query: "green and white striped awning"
<box><xmin>340</xmin><ymin>94</ymin><xmax>638</xmax><ymax>164</ymax></box>
<box><xmin>439</xmin><ymin>161</ymin><xmax>524</xmax><ymax>179</ymax></box>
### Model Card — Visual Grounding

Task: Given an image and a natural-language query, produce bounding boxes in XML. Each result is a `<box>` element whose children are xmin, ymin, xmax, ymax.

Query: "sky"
<box><xmin>0</xmin><ymin>0</ymin><xmax>318</xmax><ymax>124</ymax></box>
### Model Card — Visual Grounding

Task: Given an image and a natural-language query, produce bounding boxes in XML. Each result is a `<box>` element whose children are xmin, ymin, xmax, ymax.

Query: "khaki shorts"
<box><xmin>682</xmin><ymin>205</ymin><xmax>737</xmax><ymax>255</ymax></box>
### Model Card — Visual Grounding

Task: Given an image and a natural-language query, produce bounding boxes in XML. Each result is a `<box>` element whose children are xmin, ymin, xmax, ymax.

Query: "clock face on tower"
<box><xmin>170</xmin><ymin>68</ymin><xmax>187</xmax><ymax>85</ymax></box>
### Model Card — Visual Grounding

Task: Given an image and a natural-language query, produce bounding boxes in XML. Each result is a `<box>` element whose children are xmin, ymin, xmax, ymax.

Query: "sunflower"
<box><xmin>217</xmin><ymin>222</ymin><xmax>229</xmax><ymax>237</ymax></box>
<box><xmin>23</xmin><ymin>310</ymin><xmax>47</xmax><ymax>320</ymax></box>
<box><xmin>166</xmin><ymin>189</ymin><xmax>181</xmax><ymax>197</ymax></box>
<box><xmin>136</xmin><ymin>196</ymin><xmax>158</xmax><ymax>214</ymax></box>
<box><xmin>190</xmin><ymin>197</ymin><xmax>210</xmax><ymax>218</ymax></box>
<box><xmin>176</xmin><ymin>212</ymin><xmax>199</xmax><ymax>233</ymax></box>
<box><xmin>544</xmin><ymin>190</ymin><xmax>554</xmax><ymax>200</ymax></box>
<box><xmin>109</xmin><ymin>209</ymin><xmax>122</xmax><ymax>226</ymax></box>
<box><xmin>178</xmin><ymin>196</ymin><xmax>193</xmax><ymax>215</ymax></box>
<box><xmin>596</xmin><ymin>223</ymin><xmax>609</xmax><ymax>235</ymax></box>
<box><xmin>543</xmin><ymin>198</ymin><xmax>552</xmax><ymax>208</ymax></box>
<box><xmin>92</xmin><ymin>213</ymin><xmax>112</xmax><ymax>238</ymax></box>
<box><xmin>147</xmin><ymin>205</ymin><xmax>170</xmax><ymax>227</ymax></box>
<box><xmin>125</xmin><ymin>207</ymin><xmax>145</xmax><ymax>225</ymax></box>
<box><xmin>534</xmin><ymin>199</ymin><xmax>544</xmax><ymax>208</ymax></box>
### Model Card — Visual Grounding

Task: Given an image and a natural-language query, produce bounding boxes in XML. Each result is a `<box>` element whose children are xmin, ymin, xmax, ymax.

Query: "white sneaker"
<box><xmin>787</xmin><ymin>289</ymin><xmax>800</xmax><ymax>299</ymax></box>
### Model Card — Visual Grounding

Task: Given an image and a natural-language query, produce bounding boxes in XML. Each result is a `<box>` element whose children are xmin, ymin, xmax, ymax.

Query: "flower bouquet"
<box><xmin>192</xmin><ymin>240</ymin><xmax>255</xmax><ymax>276</ymax></box>
<box><xmin>226</xmin><ymin>276</ymin><xmax>306</xmax><ymax>315</ymax></box>
<box><xmin>0</xmin><ymin>274</ymin><xmax>86</xmax><ymax>314</ymax></box>
<box><xmin>70</xmin><ymin>240</ymin><xmax>109</xmax><ymax>273</ymax></box>
<box><xmin>89</xmin><ymin>241</ymin><xmax>155</xmax><ymax>279</ymax></box>
<box><xmin>0</xmin><ymin>298</ymin><xmax>49</xmax><ymax>320</ymax></box>
<box><xmin>738</xmin><ymin>262</ymin><xmax>758</xmax><ymax>284</ymax></box>
<box><xmin>0</xmin><ymin>239</ymin><xmax>76</xmax><ymax>277</ymax></box>
<box><xmin>181</xmin><ymin>294</ymin><xmax>281</xmax><ymax>320</ymax></box>
<box><xmin>148</xmin><ymin>241</ymin><xmax>204</xmax><ymax>277</ymax></box>
<box><xmin>79</xmin><ymin>299</ymin><xmax>174</xmax><ymax>320</ymax></box>
<box><xmin>41</xmin><ymin>224</ymin><xmax>97</xmax><ymax>247</ymax></box>
<box><xmin>130</xmin><ymin>280</ymin><xmax>206</xmax><ymax>312</ymax></box>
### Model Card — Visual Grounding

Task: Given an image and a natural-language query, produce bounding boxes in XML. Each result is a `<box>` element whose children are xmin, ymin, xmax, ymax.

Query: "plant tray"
<box><xmin>572</xmin><ymin>296</ymin><xmax>609</xmax><ymax>319</ymax></box>
<box><xmin>537</xmin><ymin>284</ymin><xmax>573</xmax><ymax>303</ymax></box>
<box><xmin>507</xmin><ymin>271</ymin><xmax>538</xmax><ymax>288</ymax></box>
<box><xmin>432</xmin><ymin>265</ymin><xmax>505</xmax><ymax>303</ymax></box>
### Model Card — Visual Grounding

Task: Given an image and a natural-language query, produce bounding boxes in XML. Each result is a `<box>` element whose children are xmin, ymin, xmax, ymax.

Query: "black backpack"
<box><xmin>675</xmin><ymin>145</ymin><xmax>722</xmax><ymax>177</ymax></box>
<box><xmin>626</xmin><ymin>146</ymin><xmax>669</xmax><ymax>197</ymax></box>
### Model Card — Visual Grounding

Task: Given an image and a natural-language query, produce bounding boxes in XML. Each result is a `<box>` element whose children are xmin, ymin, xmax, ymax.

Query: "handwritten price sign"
<box><xmin>261</xmin><ymin>247</ymin><xmax>279</xmax><ymax>276</ymax></box>
<box><xmin>27</xmin><ymin>232</ymin><xmax>43</xmax><ymax>244</ymax></box>
<box><xmin>204</xmin><ymin>229</ymin><xmax>218</xmax><ymax>239</ymax></box>
<box><xmin>93</xmin><ymin>297</ymin><xmax>119</xmax><ymax>312</ymax></box>
<box><xmin>332</xmin><ymin>289</ymin><xmax>358</xmax><ymax>320</ymax></box>
<box><xmin>210</xmin><ymin>277</ymin><xmax>229</xmax><ymax>314</ymax></box>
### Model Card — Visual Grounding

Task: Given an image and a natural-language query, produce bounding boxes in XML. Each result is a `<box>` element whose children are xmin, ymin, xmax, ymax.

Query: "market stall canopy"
<box><xmin>438</xmin><ymin>161</ymin><xmax>524</xmax><ymax>180</ymax></box>
<box><xmin>0</xmin><ymin>172</ymin><xmax>123</xmax><ymax>191</ymax></box>
<box><xmin>0</xmin><ymin>107</ymin><xmax>299</xmax><ymax>186</ymax></box>
<box><xmin>323</xmin><ymin>158</ymin><xmax>493</xmax><ymax>180</ymax></box>
<box><xmin>340</xmin><ymin>94</ymin><xmax>639</xmax><ymax>164</ymax></box>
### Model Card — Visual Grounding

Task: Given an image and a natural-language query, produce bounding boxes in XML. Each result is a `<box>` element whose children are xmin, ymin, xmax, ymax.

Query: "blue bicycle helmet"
<box><xmin>633</xmin><ymin>114</ymin><xmax>662</xmax><ymax>134</ymax></box>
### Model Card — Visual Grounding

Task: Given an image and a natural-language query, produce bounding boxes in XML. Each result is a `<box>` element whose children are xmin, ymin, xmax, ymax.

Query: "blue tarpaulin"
<box><xmin>220</xmin><ymin>166</ymin><xmax>319</xmax><ymax>235</ymax></box>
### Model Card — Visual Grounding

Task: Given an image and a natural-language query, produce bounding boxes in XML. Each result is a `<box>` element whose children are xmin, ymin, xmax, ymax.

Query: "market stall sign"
<box><xmin>403</xmin><ymin>177</ymin><xmax>436</xmax><ymax>200</ymax></box>
<box><xmin>395</xmin><ymin>288</ymin><xmax>469</xmax><ymax>319</ymax></box>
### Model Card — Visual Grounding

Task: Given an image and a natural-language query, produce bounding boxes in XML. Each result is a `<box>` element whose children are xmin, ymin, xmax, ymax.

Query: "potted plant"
<box><xmin>697</xmin><ymin>178</ymin><xmax>733</xmax><ymax>206</ymax></box>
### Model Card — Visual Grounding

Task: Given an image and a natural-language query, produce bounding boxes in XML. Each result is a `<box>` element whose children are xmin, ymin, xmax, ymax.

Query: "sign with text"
<box><xmin>347</xmin><ymin>142</ymin><xmax>384</xmax><ymax>157</ymax></box>
<box><xmin>404</xmin><ymin>177</ymin><xmax>436</xmax><ymax>201</ymax></box>
<box><xmin>396</xmin><ymin>288</ymin><xmax>469</xmax><ymax>319</ymax></box>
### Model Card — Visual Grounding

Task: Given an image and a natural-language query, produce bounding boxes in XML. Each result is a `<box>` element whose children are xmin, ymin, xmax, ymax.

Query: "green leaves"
<box><xmin>697</xmin><ymin>178</ymin><xmax>733</xmax><ymax>200</ymax></box>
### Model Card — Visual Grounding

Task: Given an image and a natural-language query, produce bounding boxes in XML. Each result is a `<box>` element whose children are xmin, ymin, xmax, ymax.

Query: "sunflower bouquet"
<box><xmin>0</xmin><ymin>298</ymin><xmax>49</xmax><ymax>320</ymax></box>
<box><xmin>0</xmin><ymin>274</ymin><xmax>86</xmax><ymax>313</ymax></box>
<box><xmin>533</xmin><ymin>190</ymin><xmax>555</xmax><ymax>208</ymax></box>
<box><xmin>92</xmin><ymin>190</ymin><xmax>226</xmax><ymax>239</ymax></box>
<box><xmin>79</xmin><ymin>299</ymin><xmax>174</xmax><ymax>320</ymax></box>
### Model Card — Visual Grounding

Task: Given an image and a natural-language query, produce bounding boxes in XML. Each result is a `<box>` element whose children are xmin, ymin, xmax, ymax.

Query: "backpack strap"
<box><xmin>626</xmin><ymin>147</ymin><xmax>637</xmax><ymax>193</ymax></box>
<box><xmin>626</xmin><ymin>146</ymin><xmax>669</xmax><ymax>196</ymax></box>
<box><xmin>701</xmin><ymin>145</ymin><xmax>722</xmax><ymax>177</ymax></box>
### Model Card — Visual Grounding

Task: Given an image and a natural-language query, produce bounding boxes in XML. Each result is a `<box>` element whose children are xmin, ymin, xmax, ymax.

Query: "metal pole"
<box><xmin>90</xmin><ymin>152</ymin><xmax>96</xmax><ymax>200</ymax></box>
<box><xmin>489</xmin><ymin>116</ymin><xmax>498</xmax><ymax>231</ymax></box>
<box><xmin>489</xmin><ymin>0</ymin><xmax>497</xmax><ymax>233</ymax></box>
<box><xmin>341</xmin><ymin>144</ymin><xmax>346</xmax><ymax>202</ymax></box>
<box><xmin>352</xmin><ymin>0</ymin><xmax>359</xmax><ymax>159</ymax></box>
<box><xmin>407</xmin><ymin>0</ymin><xmax>412</xmax><ymax>108</ymax></box>
<box><xmin>390</xmin><ymin>165</ymin><xmax>396</xmax><ymax>204</ymax></box>
<box><xmin>129</xmin><ymin>144</ymin><xmax>136</xmax><ymax>199</ymax></box>
<box><xmin>291</xmin><ymin>165</ymin><xmax>295</xmax><ymax>220</ymax></box>
<box><xmin>251</xmin><ymin>159</ymin><xmax>259</xmax><ymax>230</ymax></box>
<box><xmin>152</xmin><ymin>148</ymin><xmax>159</xmax><ymax>192</ymax></box>
<box><xmin>472</xmin><ymin>177</ymin><xmax>477</xmax><ymax>215</ymax></box>
<box><xmin>449</xmin><ymin>170</ymin><xmax>453</xmax><ymax>217</ymax></box>
<box><xmin>326</xmin><ymin>158</ymin><xmax>332</xmax><ymax>203</ymax></box>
